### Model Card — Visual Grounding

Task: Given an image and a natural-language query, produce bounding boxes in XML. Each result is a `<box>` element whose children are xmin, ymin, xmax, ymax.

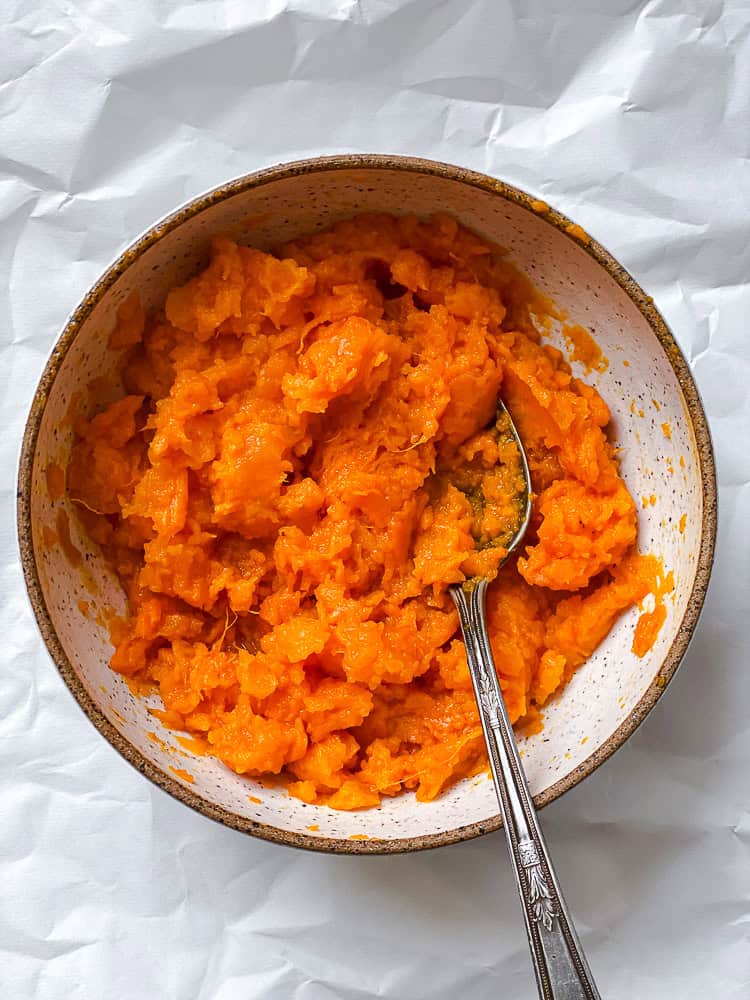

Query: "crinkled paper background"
<box><xmin>2</xmin><ymin>2</ymin><xmax>748</xmax><ymax>997</ymax></box>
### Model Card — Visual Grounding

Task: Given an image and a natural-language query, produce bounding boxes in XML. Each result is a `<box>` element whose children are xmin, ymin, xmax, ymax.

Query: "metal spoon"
<box><xmin>449</xmin><ymin>400</ymin><xmax>602</xmax><ymax>1000</ymax></box>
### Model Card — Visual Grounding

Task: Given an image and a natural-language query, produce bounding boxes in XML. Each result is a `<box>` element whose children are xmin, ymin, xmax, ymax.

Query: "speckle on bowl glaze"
<box><xmin>18</xmin><ymin>156</ymin><xmax>716</xmax><ymax>854</ymax></box>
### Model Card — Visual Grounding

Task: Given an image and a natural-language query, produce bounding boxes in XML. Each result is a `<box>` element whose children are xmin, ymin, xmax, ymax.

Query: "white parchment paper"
<box><xmin>2</xmin><ymin>2</ymin><xmax>748</xmax><ymax>997</ymax></box>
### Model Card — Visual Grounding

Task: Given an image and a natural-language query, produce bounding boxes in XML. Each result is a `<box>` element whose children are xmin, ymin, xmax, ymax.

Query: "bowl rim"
<box><xmin>17</xmin><ymin>153</ymin><xmax>717</xmax><ymax>855</ymax></box>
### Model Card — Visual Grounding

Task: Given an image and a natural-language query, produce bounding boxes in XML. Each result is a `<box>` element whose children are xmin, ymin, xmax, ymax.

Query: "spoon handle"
<box><xmin>451</xmin><ymin>579</ymin><xmax>602</xmax><ymax>1000</ymax></box>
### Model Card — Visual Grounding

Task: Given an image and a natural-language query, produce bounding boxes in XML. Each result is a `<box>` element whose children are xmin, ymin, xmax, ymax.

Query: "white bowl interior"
<box><xmin>30</xmin><ymin>166</ymin><xmax>704</xmax><ymax>846</ymax></box>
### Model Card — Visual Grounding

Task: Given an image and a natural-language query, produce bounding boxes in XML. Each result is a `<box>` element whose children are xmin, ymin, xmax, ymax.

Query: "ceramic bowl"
<box><xmin>18</xmin><ymin>155</ymin><xmax>716</xmax><ymax>853</ymax></box>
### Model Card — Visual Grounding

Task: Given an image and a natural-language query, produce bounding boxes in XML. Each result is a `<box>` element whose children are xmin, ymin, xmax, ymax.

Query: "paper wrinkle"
<box><xmin>2</xmin><ymin>0</ymin><xmax>750</xmax><ymax>997</ymax></box>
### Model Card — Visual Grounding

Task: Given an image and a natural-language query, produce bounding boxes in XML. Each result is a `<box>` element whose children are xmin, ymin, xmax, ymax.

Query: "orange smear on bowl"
<box><xmin>562</xmin><ymin>323</ymin><xmax>608</xmax><ymax>373</ymax></box>
<box><xmin>169</xmin><ymin>767</ymin><xmax>195</xmax><ymax>784</ymax></box>
<box><xmin>632</xmin><ymin>562</ymin><xmax>674</xmax><ymax>658</ymax></box>
<box><xmin>175</xmin><ymin>735</ymin><xmax>210</xmax><ymax>755</ymax></box>
<box><xmin>55</xmin><ymin>509</ymin><xmax>82</xmax><ymax>568</ymax></box>
<box><xmin>45</xmin><ymin>462</ymin><xmax>66</xmax><ymax>500</ymax></box>
<box><xmin>565</xmin><ymin>223</ymin><xmax>590</xmax><ymax>244</ymax></box>
<box><xmin>42</xmin><ymin>524</ymin><xmax>58</xmax><ymax>548</ymax></box>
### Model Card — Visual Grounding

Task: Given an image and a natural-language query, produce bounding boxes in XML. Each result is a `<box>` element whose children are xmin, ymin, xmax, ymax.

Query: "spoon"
<box><xmin>449</xmin><ymin>400</ymin><xmax>602</xmax><ymax>1000</ymax></box>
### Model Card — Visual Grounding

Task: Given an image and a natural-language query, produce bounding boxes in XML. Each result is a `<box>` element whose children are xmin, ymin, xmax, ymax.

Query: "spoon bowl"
<box><xmin>449</xmin><ymin>406</ymin><xmax>602</xmax><ymax>999</ymax></box>
<box><xmin>455</xmin><ymin>399</ymin><xmax>532</xmax><ymax>569</ymax></box>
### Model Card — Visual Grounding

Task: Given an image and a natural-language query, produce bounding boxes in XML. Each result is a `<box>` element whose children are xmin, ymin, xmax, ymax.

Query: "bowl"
<box><xmin>18</xmin><ymin>155</ymin><xmax>716</xmax><ymax>853</ymax></box>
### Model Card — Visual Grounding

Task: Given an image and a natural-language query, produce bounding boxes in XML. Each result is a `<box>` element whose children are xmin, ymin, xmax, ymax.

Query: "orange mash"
<box><xmin>67</xmin><ymin>214</ymin><xmax>669</xmax><ymax>809</ymax></box>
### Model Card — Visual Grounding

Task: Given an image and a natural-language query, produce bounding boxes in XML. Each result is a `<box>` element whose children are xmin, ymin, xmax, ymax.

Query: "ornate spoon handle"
<box><xmin>451</xmin><ymin>579</ymin><xmax>602</xmax><ymax>1000</ymax></box>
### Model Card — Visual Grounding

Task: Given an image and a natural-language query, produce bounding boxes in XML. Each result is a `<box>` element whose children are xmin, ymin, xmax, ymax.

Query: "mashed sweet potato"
<box><xmin>68</xmin><ymin>214</ymin><xmax>670</xmax><ymax>809</ymax></box>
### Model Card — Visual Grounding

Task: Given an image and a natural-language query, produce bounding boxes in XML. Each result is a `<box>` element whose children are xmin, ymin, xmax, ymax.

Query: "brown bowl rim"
<box><xmin>17</xmin><ymin>154</ymin><xmax>717</xmax><ymax>855</ymax></box>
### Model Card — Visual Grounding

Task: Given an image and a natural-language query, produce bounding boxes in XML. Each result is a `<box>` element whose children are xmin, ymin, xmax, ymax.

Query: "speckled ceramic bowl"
<box><xmin>18</xmin><ymin>156</ymin><xmax>716</xmax><ymax>854</ymax></box>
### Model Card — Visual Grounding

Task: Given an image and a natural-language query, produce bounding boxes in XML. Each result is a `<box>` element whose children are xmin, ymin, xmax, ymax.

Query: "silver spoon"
<box><xmin>449</xmin><ymin>400</ymin><xmax>602</xmax><ymax>1000</ymax></box>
